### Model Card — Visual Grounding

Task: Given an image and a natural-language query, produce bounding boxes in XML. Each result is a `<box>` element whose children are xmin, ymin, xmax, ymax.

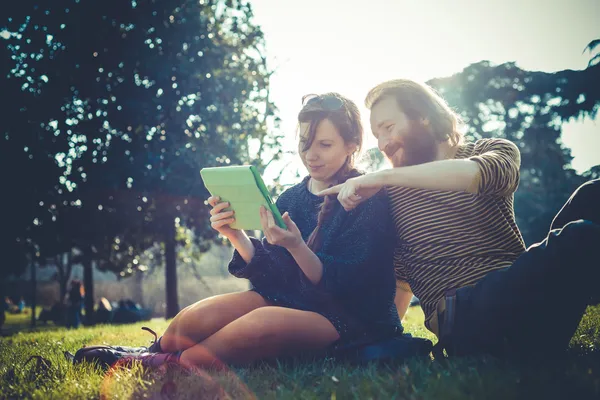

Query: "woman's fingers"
<box><xmin>210</xmin><ymin>201</ymin><xmax>230</xmax><ymax>216</ymax></box>
<box><xmin>259</xmin><ymin>206</ymin><xmax>291</xmax><ymax>245</ymax></box>
<box><xmin>207</xmin><ymin>196</ymin><xmax>220</xmax><ymax>207</ymax></box>
<box><xmin>210</xmin><ymin>201</ymin><xmax>235</xmax><ymax>230</ymax></box>
<box><xmin>259</xmin><ymin>206</ymin><xmax>268</xmax><ymax>229</ymax></box>
<box><xmin>211</xmin><ymin>217</ymin><xmax>235</xmax><ymax>230</ymax></box>
<box><xmin>210</xmin><ymin>210</ymin><xmax>234</xmax><ymax>223</ymax></box>
<box><xmin>266</xmin><ymin>208</ymin><xmax>276</xmax><ymax>228</ymax></box>
<box><xmin>259</xmin><ymin>206</ymin><xmax>272</xmax><ymax>242</ymax></box>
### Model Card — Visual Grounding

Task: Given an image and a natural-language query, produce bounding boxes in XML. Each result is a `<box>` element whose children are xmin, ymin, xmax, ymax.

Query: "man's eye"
<box><xmin>321</xmin><ymin>143</ymin><xmax>332</xmax><ymax>148</ymax></box>
<box><xmin>386</xmin><ymin>125</ymin><xmax>394</xmax><ymax>132</ymax></box>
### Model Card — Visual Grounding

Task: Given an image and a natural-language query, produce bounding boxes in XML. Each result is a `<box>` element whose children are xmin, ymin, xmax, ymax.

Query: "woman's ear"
<box><xmin>346</xmin><ymin>143</ymin><xmax>358</xmax><ymax>156</ymax></box>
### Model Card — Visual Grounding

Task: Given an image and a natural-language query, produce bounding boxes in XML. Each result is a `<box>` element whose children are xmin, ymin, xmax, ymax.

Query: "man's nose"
<box><xmin>378</xmin><ymin>136</ymin><xmax>389</xmax><ymax>152</ymax></box>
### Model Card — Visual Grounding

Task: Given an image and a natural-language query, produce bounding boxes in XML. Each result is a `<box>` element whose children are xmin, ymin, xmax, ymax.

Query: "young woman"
<box><xmin>66</xmin><ymin>280</ymin><xmax>84</xmax><ymax>328</ymax></box>
<box><xmin>74</xmin><ymin>93</ymin><xmax>401</xmax><ymax>369</ymax></box>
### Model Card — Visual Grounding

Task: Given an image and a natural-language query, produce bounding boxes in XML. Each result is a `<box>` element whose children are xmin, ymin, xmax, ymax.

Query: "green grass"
<box><xmin>1</xmin><ymin>305</ymin><xmax>600</xmax><ymax>399</ymax></box>
<box><xmin>2</xmin><ymin>307</ymin><xmax>65</xmax><ymax>336</ymax></box>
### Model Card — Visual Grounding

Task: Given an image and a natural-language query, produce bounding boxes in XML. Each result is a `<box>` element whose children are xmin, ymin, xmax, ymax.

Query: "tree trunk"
<box><xmin>56</xmin><ymin>253</ymin><xmax>71</xmax><ymax>303</ymax></box>
<box><xmin>61</xmin><ymin>252</ymin><xmax>73</xmax><ymax>302</ymax></box>
<box><xmin>30</xmin><ymin>261</ymin><xmax>37</xmax><ymax>328</ymax></box>
<box><xmin>83</xmin><ymin>254</ymin><xmax>95</xmax><ymax>325</ymax></box>
<box><xmin>0</xmin><ymin>280</ymin><xmax>5</xmax><ymax>330</ymax></box>
<box><xmin>134</xmin><ymin>270</ymin><xmax>144</xmax><ymax>306</ymax></box>
<box><xmin>56</xmin><ymin>254</ymin><xmax>65</xmax><ymax>301</ymax></box>
<box><xmin>165</xmin><ymin>216</ymin><xmax>179</xmax><ymax>319</ymax></box>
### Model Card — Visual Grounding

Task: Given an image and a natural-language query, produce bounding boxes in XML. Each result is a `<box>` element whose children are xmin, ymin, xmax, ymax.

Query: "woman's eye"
<box><xmin>386</xmin><ymin>125</ymin><xmax>394</xmax><ymax>132</ymax></box>
<box><xmin>321</xmin><ymin>143</ymin><xmax>332</xmax><ymax>148</ymax></box>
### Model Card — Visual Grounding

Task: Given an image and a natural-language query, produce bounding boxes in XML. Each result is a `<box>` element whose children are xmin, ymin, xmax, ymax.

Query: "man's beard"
<box><xmin>384</xmin><ymin>122</ymin><xmax>439</xmax><ymax>168</ymax></box>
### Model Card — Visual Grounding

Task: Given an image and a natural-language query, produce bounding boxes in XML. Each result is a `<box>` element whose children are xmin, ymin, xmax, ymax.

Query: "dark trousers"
<box><xmin>66</xmin><ymin>302</ymin><xmax>82</xmax><ymax>328</ymax></box>
<box><xmin>445</xmin><ymin>179</ymin><xmax>600</xmax><ymax>360</ymax></box>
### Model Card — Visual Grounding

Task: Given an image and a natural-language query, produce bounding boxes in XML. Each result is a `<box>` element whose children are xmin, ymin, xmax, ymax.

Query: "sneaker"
<box><xmin>73</xmin><ymin>349</ymin><xmax>181</xmax><ymax>371</ymax></box>
<box><xmin>72</xmin><ymin>345</ymin><xmax>130</xmax><ymax>369</ymax></box>
<box><xmin>71</xmin><ymin>327</ymin><xmax>161</xmax><ymax>369</ymax></box>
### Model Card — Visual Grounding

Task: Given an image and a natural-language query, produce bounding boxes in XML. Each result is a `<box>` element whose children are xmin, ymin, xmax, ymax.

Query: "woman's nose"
<box><xmin>304</xmin><ymin>147</ymin><xmax>319</xmax><ymax>161</ymax></box>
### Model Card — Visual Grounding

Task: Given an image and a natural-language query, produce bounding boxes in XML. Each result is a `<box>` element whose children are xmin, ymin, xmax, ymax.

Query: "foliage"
<box><xmin>428</xmin><ymin>60</ymin><xmax>600</xmax><ymax>243</ymax></box>
<box><xmin>1</xmin><ymin>0</ymin><xmax>282</xmax><ymax>317</ymax></box>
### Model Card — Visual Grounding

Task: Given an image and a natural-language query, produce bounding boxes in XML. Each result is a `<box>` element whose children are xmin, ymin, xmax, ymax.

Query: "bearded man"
<box><xmin>319</xmin><ymin>79</ymin><xmax>600</xmax><ymax>361</ymax></box>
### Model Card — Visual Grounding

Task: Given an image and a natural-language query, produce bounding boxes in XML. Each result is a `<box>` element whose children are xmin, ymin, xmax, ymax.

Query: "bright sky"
<box><xmin>249</xmin><ymin>0</ymin><xmax>600</xmax><ymax>184</ymax></box>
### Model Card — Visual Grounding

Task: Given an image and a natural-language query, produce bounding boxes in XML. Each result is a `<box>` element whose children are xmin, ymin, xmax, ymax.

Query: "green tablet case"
<box><xmin>200</xmin><ymin>165</ymin><xmax>287</xmax><ymax>230</ymax></box>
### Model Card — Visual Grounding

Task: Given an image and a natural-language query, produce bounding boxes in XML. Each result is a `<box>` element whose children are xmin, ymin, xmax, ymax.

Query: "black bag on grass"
<box><xmin>330</xmin><ymin>333</ymin><xmax>433</xmax><ymax>364</ymax></box>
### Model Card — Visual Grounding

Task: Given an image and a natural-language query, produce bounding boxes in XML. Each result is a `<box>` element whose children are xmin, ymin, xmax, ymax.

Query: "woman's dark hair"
<box><xmin>297</xmin><ymin>93</ymin><xmax>363</xmax><ymax>252</ymax></box>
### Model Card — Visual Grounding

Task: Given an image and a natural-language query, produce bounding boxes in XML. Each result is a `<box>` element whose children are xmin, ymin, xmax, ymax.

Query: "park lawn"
<box><xmin>1</xmin><ymin>305</ymin><xmax>599</xmax><ymax>400</ymax></box>
<box><xmin>2</xmin><ymin>307</ymin><xmax>63</xmax><ymax>337</ymax></box>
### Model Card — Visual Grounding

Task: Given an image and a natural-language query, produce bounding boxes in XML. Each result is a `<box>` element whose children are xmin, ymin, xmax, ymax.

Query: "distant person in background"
<box><xmin>18</xmin><ymin>297</ymin><xmax>26</xmax><ymax>313</ymax></box>
<box><xmin>125</xmin><ymin>299</ymin><xmax>141</xmax><ymax>311</ymax></box>
<box><xmin>4</xmin><ymin>296</ymin><xmax>15</xmax><ymax>312</ymax></box>
<box><xmin>113</xmin><ymin>299</ymin><xmax>137</xmax><ymax>324</ymax></box>
<box><xmin>66</xmin><ymin>280</ymin><xmax>84</xmax><ymax>328</ymax></box>
<box><xmin>38</xmin><ymin>301</ymin><xmax>67</xmax><ymax>326</ymax></box>
<box><xmin>94</xmin><ymin>297</ymin><xmax>113</xmax><ymax>324</ymax></box>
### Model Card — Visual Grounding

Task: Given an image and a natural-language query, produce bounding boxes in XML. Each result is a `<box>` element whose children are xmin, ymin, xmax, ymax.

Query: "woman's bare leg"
<box><xmin>160</xmin><ymin>291</ymin><xmax>270</xmax><ymax>353</ymax></box>
<box><xmin>178</xmin><ymin>306</ymin><xmax>340</xmax><ymax>367</ymax></box>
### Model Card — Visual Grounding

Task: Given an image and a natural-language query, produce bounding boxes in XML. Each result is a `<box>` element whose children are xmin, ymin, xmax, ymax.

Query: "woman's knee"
<box><xmin>162</xmin><ymin>292</ymin><xmax>270</xmax><ymax>351</ymax></box>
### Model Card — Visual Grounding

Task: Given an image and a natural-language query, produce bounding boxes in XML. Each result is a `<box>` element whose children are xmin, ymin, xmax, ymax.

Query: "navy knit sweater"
<box><xmin>228</xmin><ymin>175</ymin><xmax>401</xmax><ymax>340</ymax></box>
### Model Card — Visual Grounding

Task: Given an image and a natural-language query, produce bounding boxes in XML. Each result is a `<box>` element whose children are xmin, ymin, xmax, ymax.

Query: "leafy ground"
<box><xmin>1</xmin><ymin>305</ymin><xmax>599</xmax><ymax>399</ymax></box>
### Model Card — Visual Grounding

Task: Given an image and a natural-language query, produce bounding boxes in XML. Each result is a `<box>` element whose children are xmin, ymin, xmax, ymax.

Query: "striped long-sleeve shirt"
<box><xmin>388</xmin><ymin>138</ymin><xmax>526</xmax><ymax>332</ymax></box>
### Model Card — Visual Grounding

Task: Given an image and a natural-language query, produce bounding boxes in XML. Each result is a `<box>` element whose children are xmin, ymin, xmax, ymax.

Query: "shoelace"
<box><xmin>7</xmin><ymin>355</ymin><xmax>53</xmax><ymax>383</ymax></box>
<box><xmin>141</xmin><ymin>326</ymin><xmax>158</xmax><ymax>347</ymax></box>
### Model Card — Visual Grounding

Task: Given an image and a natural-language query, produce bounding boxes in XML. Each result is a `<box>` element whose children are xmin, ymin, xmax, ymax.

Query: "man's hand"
<box><xmin>259</xmin><ymin>206</ymin><xmax>304</xmax><ymax>250</ymax></box>
<box><xmin>317</xmin><ymin>175</ymin><xmax>382</xmax><ymax>212</ymax></box>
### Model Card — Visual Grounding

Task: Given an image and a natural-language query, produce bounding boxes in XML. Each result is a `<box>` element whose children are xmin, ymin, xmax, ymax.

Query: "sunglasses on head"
<box><xmin>301</xmin><ymin>94</ymin><xmax>344</xmax><ymax>110</ymax></box>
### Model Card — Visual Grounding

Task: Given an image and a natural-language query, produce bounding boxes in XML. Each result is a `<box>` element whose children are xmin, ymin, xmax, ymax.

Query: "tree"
<box><xmin>71</xmin><ymin>0</ymin><xmax>282</xmax><ymax>318</ymax></box>
<box><xmin>52</xmin><ymin>252</ymin><xmax>74</xmax><ymax>302</ymax></box>
<box><xmin>0</xmin><ymin>3</ymin><xmax>74</xmax><ymax>326</ymax></box>
<box><xmin>428</xmin><ymin>58</ymin><xmax>599</xmax><ymax>243</ymax></box>
<box><xmin>1</xmin><ymin>1</ymin><xmax>155</xmax><ymax>320</ymax></box>
<box><xmin>2</xmin><ymin>0</ymin><xmax>283</xmax><ymax>319</ymax></box>
<box><xmin>584</xmin><ymin>39</ymin><xmax>600</xmax><ymax>67</ymax></box>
